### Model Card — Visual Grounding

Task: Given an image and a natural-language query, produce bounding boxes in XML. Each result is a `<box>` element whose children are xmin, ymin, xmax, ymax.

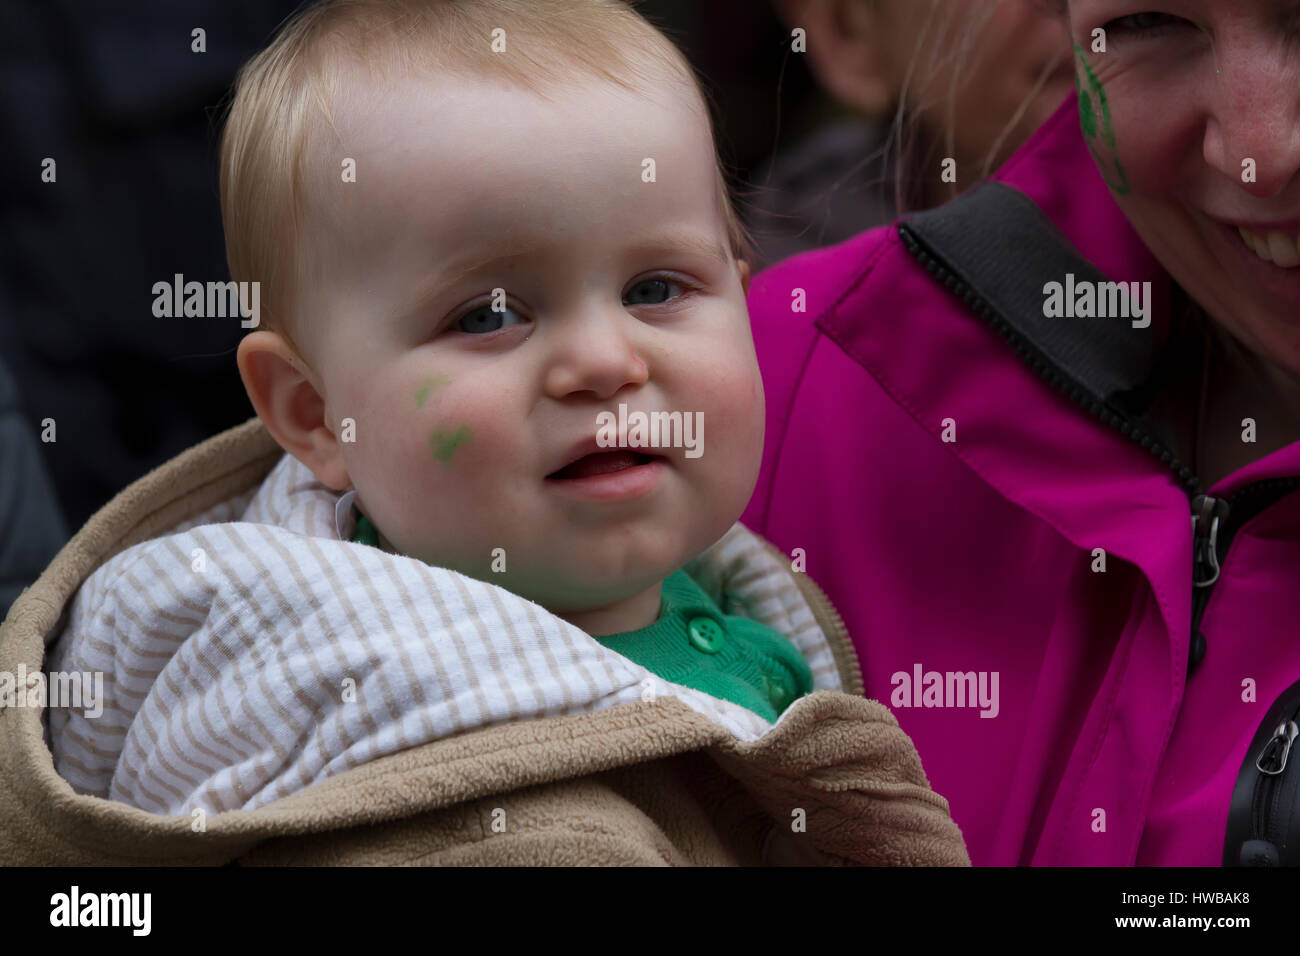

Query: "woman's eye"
<box><xmin>624</xmin><ymin>276</ymin><xmax>689</xmax><ymax>307</ymax></box>
<box><xmin>1105</xmin><ymin>12</ymin><xmax>1186</xmax><ymax>36</ymax></box>
<box><xmin>455</xmin><ymin>304</ymin><xmax>527</xmax><ymax>334</ymax></box>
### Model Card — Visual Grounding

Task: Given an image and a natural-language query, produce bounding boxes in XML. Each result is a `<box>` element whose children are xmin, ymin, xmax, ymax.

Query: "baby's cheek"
<box><xmin>679</xmin><ymin>357</ymin><xmax>763</xmax><ymax>483</ymax></box>
<box><xmin>399</xmin><ymin>374</ymin><xmax>491</xmax><ymax>466</ymax></box>
<box><xmin>354</xmin><ymin>384</ymin><xmax>452</xmax><ymax>479</ymax></box>
<box><xmin>414</xmin><ymin>390</ymin><xmax>514</xmax><ymax>471</ymax></box>
<box><xmin>683</xmin><ymin>357</ymin><xmax>765</xmax><ymax>536</ymax></box>
<box><xmin>707</xmin><ymin>344</ymin><xmax>764</xmax><ymax>430</ymax></box>
<box><xmin>360</xmin><ymin>411</ymin><xmax>431</xmax><ymax>503</ymax></box>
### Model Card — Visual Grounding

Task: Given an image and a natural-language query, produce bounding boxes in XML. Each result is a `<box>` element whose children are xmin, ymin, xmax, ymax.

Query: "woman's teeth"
<box><xmin>1238</xmin><ymin>226</ymin><xmax>1300</xmax><ymax>269</ymax></box>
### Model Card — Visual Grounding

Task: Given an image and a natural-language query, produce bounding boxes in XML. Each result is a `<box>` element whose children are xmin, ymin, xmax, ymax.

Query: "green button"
<box><xmin>687</xmin><ymin>616</ymin><xmax>725</xmax><ymax>654</ymax></box>
<box><xmin>763</xmin><ymin>673</ymin><xmax>793</xmax><ymax>710</ymax></box>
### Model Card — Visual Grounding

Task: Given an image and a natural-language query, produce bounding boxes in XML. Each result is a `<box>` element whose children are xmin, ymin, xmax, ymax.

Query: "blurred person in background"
<box><xmin>745</xmin><ymin>0</ymin><xmax>1075</xmax><ymax>267</ymax></box>
<box><xmin>0</xmin><ymin>0</ymin><xmax>307</xmax><ymax>533</ymax></box>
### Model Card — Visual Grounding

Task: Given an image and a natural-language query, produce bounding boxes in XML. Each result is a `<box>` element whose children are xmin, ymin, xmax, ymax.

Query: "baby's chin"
<box><xmin>482</xmin><ymin>561</ymin><xmax>677</xmax><ymax>615</ymax></box>
<box><xmin>401</xmin><ymin>501</ymin><xmax>746</xmax><ymax>620</ymax></box>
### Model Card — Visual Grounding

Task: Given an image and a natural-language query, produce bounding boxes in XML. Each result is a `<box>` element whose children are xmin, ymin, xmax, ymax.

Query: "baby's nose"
<box><xmin>542</xmin><ymin>313</ymin><xmax>650</xmax><ymax>401</ymax></box>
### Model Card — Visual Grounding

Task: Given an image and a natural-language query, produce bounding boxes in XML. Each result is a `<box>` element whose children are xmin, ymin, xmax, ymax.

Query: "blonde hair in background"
<box><xmin>748</xmin><ymin>0</ymin><xmax>1070</xmax><ymax>230</ymax></box>
<box><xmin>218</xmin><ymin>0</ymin><xmax>755</xmax><ymax>347</ymax></box>
<box><xmin>887</xmin><ymin>0</ymin><xmax>1070</xmax><ymax>211</ymax></box>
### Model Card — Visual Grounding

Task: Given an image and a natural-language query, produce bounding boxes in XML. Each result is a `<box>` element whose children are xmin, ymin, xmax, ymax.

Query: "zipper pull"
<box><xmin>1255</xmin><ymin>720</ymin><xmax>1299</xmax><ymax>776</ymax></box>
<box><xmin>1191</xmin><ymin>494</ymin><xmax>1230</xmax><ymax>588</ymax></box>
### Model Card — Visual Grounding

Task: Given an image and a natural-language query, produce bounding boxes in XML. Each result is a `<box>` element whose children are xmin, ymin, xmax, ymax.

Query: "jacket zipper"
<box><xmin>1189</xmin><ymin>479</ymin><xmax>1300</xmax><ymax>670</ymax></box>
<box><xmin>763</xmin><ymin>538</ymin><xmax>865</xmax><ymax>697</ymax></box>
<box><xmin>1253</xmin><ymin>715</ymin><xmax>1299</xmax><ymax>843</ymax></box>
<box><xmin>898</xmin><ymin>225</ymin><xmax>1300</xmax><ymax>679</ymax></box>
<box><xmin>799</xmin><ymin>568</ymin><xmax>865</xmax><ymax>698</ymax></box>
<box><xmin>1237</xmin><ymin>696</ymin><xmax>1300</xmax><ymax>864</ymax></box>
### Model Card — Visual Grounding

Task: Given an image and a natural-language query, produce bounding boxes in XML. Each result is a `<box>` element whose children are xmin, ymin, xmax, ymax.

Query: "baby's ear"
<box><xmin>236</xmin><ymin>331</ymin><xmax>351</xmax><ymax>491</ymax></box>
<box><xmin>738</xmin><ymin>259</ymin><xmax>751</xmax><ymax>297</ymax></box>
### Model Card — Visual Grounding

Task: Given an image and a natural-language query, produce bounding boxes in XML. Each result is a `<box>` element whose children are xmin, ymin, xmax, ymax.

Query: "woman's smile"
<box><xmin>1201</xmin><ymin>212</ymin><xmax>1300</xmax><ymax>310</ymax></box>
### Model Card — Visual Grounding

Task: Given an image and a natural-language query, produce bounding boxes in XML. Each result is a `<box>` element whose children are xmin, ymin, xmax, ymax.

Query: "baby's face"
<box><xmin>297</xmin><ymin>66</ymin><xmax>763</xmax><ymax>617</ymax></box>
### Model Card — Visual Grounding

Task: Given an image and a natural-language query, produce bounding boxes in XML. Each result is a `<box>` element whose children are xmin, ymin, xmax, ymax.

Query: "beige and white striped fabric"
<box><xmin>44</xmin><ymin>453</ymin><xmax>841</xmax><ymax>816</ymax></box>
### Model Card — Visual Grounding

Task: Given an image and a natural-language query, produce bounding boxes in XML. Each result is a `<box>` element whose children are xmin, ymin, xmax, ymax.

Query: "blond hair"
<box><xmin>888</xmin><ymin>0</ymin><xmax>1064</xmax><ymax>211</ymax></box>
<box><xmin>218</xmin><ymin>0</ymin><xmax>753</xmax><ymax>344</ymax></box>
<box><xmin>772</xmin><ymin>0</ymin><xmax>1068</xmax><ymax>224</ymax></box>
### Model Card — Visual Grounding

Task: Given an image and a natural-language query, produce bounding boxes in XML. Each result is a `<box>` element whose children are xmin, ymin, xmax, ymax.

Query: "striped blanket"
<box><xmin>45</xmin><ymin>453</ymin><xmax>842</xmax><ymax>816</ymax></box>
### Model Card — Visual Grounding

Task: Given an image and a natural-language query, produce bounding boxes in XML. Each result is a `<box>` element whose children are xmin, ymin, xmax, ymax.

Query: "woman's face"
<box><xmin>1067</xmin><ymin>0</ymin><xmax>1300</xmax><ymax>377</ymax></box>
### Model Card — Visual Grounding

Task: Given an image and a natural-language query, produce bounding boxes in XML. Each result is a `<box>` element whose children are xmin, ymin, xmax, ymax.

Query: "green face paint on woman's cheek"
<box><xmin>429</xmin><ymin>425</ymin><xmax>473</xmax><ymax>464</ymax></box>
<box><xmin>1074</xmin><ymin>44</ymin><xmax>1131</xmax><ymax>196</ymax></box>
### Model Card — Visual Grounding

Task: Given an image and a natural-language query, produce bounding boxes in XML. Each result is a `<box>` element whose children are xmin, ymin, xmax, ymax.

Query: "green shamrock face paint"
<box><xmin>429</xmin><ymin>425</ymin><xmax>472</xmax><ymax>464</ymax></box>
<box><xmin>1074</xmin><ymin>44</ymin><xmax>1131</xmax><ymax>196</ymax></box>
<box><xmin>415</xmin><ymin>372</ymin><xmax>452</xmax><ymax>408</ymax></box>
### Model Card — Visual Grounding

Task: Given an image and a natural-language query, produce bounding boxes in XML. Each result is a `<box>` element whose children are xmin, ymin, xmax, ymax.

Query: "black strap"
<box><xmin>898</xmin><ymin>182</ymin><xmax>1161</xmax><ymax>409</ymax></box>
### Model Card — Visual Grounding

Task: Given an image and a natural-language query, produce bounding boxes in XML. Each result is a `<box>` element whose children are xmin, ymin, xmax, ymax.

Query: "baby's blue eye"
<box><xmin>456</xmin><ymin>305</ymin><xmax>526</xmax><ymax>334</ymax></box>
<box><xmin>624</xmin><ymin>277</ymin><xmax>683</xmax><ymax>306</ymax></box>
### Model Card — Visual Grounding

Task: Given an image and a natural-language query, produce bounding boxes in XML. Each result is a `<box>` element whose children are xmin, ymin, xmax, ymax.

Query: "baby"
<box><xmin>228</xmin><ymin>0</ymin><xmax>812</xmax><ymax>723</ymax></box>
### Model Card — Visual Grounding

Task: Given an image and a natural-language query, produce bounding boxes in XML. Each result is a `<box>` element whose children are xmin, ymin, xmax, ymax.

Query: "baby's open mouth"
<box><xmin>546</xmin><ymin>451</ymin><xmax>661</xmax><ymax>480</ymax></box>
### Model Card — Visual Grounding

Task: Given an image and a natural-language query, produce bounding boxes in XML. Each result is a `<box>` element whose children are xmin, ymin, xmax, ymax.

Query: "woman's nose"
<box><xmin>1203</xmin><ymin>49</ymin><xmax>1300</xmax><ymax>198</ymax></box>
<box><xmin>542</xmin><ymin>308</ymin><xmax>650</xmax><ymax>401</ymax></box>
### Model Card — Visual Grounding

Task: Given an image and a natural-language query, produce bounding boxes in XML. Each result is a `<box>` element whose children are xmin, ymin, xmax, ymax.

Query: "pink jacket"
<box><xmin>741</xmin><ymin>95</ymin><xmax>1300</xmax><ymax>866</ymax></box>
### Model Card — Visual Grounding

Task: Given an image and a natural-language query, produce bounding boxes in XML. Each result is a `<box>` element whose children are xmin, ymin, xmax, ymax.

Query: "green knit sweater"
<box><xmin>594</xmin><ymin>569</ymin><xmax>814</xmax><ymax>721</ymax></box>
<box><xmin>351</xmin><ymin>513</ymin><xmax>813</xmax><ymax>721</ymax></box>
